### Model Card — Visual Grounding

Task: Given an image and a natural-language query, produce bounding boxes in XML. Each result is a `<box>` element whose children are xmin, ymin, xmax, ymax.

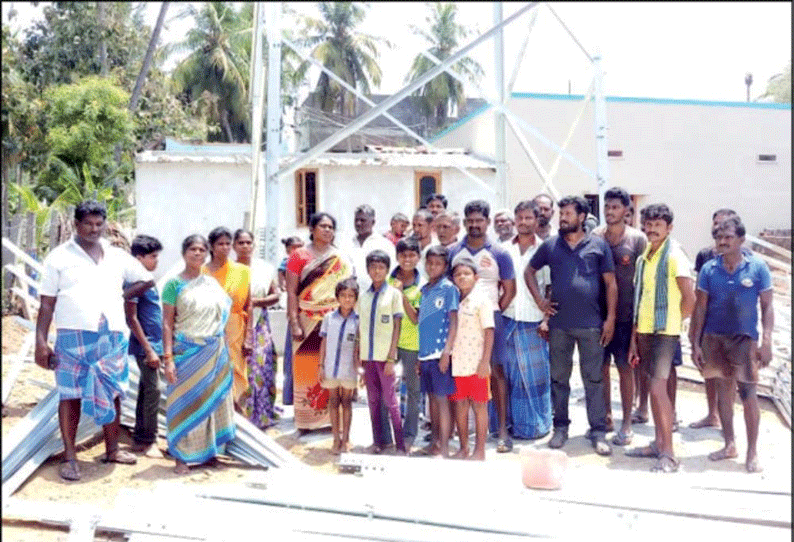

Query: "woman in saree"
<box><xmin>204</xmin><ymin>227</ymin><xmax>253</xmax><ymax>409</ymax></box>
<box><xmin>162</xmin><ymin>235</ymin><xmax>235</xmax><ymax>474</ymax></box>
<box><xmin>233</xmin><ymin>229</ymin><xmax>281</xmax><ymax>429</ymax></box>
<box><xmin>286</xmin><ymin>213</ymin><xmax>353</xmax><ymax>430</ymax></box>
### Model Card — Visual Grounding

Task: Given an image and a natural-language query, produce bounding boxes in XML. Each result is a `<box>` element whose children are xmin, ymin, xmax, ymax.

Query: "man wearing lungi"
<box><xmin>35</xmin><ymin>201</ymin><xmax>153</xmax><ymax>481</ymax></box>
<box><xmin>503</xmin><ymin>200</ymin><xmax>552</xmax><ymax>439</ymax></box>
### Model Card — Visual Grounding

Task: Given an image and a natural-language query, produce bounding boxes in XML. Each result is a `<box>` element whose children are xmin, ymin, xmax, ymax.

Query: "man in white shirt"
<box><xmin>347</xmin><ymin>204</ymin><xmax>396</xmax><ymax>292</ymax></box>
<box><xmin>35</xmin><ymin>201</ymin><xmax>153</xmax><ymax>481</ymax></box>
<box><xmin>503</xmin><ymin>200</ymin><xmax>552</xmax><ymax>439</ymax></box>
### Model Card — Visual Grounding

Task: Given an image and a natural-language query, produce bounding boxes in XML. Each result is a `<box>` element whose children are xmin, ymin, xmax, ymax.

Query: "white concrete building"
<box><xmin>134</xmin><ymin>143</ymin><xmax>495</xmax><ymax>279</ymax></box>
<box><xmin>430</xmin><ymin>92</ymin><xmax>792</xmax><ymax>258</ymax></box>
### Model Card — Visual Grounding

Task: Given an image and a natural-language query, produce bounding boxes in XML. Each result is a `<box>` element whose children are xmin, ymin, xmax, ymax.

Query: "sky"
<box><xmin>2</xmin><ymin>1</ymin><xmax>791</xmax><ymax>103</ymax></box>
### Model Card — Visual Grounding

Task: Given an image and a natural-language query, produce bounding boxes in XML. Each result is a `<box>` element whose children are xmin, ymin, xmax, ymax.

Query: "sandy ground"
<box><xmin>2</xmin><ymin>314</ymin><xmax>791</xmax><ymax>540</ymax></box>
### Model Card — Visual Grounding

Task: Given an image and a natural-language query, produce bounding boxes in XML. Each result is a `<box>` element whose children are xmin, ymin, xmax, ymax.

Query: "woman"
<box><xmin>204</xmin><ymin>227</ymin><xmax>252</xmax><ymax>408</ymax></box>
<box><xmin>233</xmin><ymin>229</ymin><xmax>281</xmax><ymax>429</ymax></box>
<box><xmin>286</xmin><ymin>213</ymin><xmax>353</xmax><ymax>430</ymax></box>
<box><xmin>162</xmin><ymin>235</ymin><xmax>235</xmax><ymax>474</ymax></box>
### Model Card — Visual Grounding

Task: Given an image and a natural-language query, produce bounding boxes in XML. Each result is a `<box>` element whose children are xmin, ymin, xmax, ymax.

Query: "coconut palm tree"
<box><xmin>405</xmin><ymin>2</ymin><xmax>483</xmax><ymax>130</ymax></box>
<box><xmin>171</xmin><ymin>2</ymin><xmax>253</xmax><ymax>142</ymax></box>
<box><xmin>298</xmin><ymin>2</ymin><xmax>388</xmax><ymax>117</ymax></box>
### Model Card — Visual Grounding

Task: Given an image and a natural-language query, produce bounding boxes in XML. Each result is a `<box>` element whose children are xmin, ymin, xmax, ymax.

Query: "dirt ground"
<box><xmin>2</xmin><ymin>314</ymin><xmax>791</xmax><ymax>540</ymax></box>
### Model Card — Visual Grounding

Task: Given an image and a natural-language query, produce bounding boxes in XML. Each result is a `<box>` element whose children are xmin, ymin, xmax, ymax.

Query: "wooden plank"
<box><xmin>3</xmin><ymin>262</ymin><xmax>41</xmax><ymax>291</ymax></box>
<box><xmin>1</xmin><ymin>236</ymin><xmax>44</xmax><ymax>275</ymax></box>
<box><xmin>747</xmin><ymin>234</ymin><xmax>792</xmax><ymax>260</ymax></box>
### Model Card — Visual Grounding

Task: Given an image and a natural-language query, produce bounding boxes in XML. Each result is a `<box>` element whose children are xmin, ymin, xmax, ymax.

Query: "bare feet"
<box><xmin>174</xmin><ymin>460</ymin><xmax>189</xmax><ymax>475</ymax></box>
<box><xmin>364</xmin><ymin>444</ymin><xmax>382</xmax><ymax>455</ymax></box>
<box><xmin>451</xmin><ymin>447</ymin><xmax>469</xmax><ymax>459</ymax></box>
<box><xmin>341</xmin><ymin>440</ymin><xmax>351</xmax><ymax>453</ymax></box>
<box><xmin>708</xmin><ymin>445</ymin><xmax>739</xmax><ymax>461</ymax></box>
<box><xmin>330</xmin><ymin>440</ymin><xmax>341</xmax><ymax>455</ymax></box>
<box><xmin>745</xmin><ymin>454</ymin><xmax>763</xmax><ymax>473</ymax></box>
<box><xmin>688</xmin><ymin>416</ymin><xmax>720</xmax><ymax>429</ymax></box>
<box><xmin>468</xmin><ymin>449</ymin><xmax>485</xmax><ymax>460</ymax></box>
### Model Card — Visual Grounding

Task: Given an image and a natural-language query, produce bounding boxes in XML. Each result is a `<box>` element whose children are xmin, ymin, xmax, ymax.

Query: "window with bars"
<box><xmin>295</xmin><ymin>169</ymin><xmax>318</xmax><ymax>226</ymax></box>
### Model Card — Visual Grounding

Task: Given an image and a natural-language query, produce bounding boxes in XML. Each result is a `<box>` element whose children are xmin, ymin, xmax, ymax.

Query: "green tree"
<box><xmin>759</xmin><ymin>63</ymin><xmax>791</xmax><ymax>103</ymax></box>
<box><xmin>405</xmin><ymin>2</ymin><xmax>483</xmax><ymax>130</ymax></box>
<box><xmin>18</xmin><ymin>2</ymin><xmax>148</xmax><ymax>92</ymax></box>
<box><xmin>38</xmin><ymin>76</ymin><xmax>134</xmax><ymax>205</ymax></box>
<box><xmin>299</xmin><ymin>2</ymin><xmax>388</xmax><ymax>117</ymax></box>
<box><xmin>171</xmin><ymin>2</ymin><xmax>253</xmax><ymax>142</ymax></box>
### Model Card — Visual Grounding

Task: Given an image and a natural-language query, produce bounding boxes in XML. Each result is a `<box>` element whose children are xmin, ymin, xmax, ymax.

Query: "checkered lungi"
<box><xmin>54</xmin><ymin>315</ymin><xmax>129</xmax><ymax>426</ymax></box>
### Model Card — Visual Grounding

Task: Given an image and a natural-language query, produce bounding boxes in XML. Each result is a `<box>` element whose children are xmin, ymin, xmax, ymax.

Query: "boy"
<box><xmin>388</xmin><ymin>237</ymin><xmax>424</xmax><ymax>450</ymax></box>
<box><xmin>124</xmin><ymin>234</ymin><xmax>164</xmax><ymax>458</ymax></box>
<box><xmin>417</xmin><ymin>245</ymin><xmax>459</xmax><ymax>457</ymax></box>
<box><xmin>385</xmin><ymin>213</ymin><xmax>410</xmax><ymax>245</ymax></box>
<box><xmin>318</xmin><ymin>278</ymin><xmax>360</xmax><ymax>454</ymax></box>
<box><xmin>357</xmin><ymin>250</ymin><xmax>406</xmax><ymax>454</ymax></box>
<box><xmin>450</xmin><ymin>258</ymin><xmax>494</xmax><ymax>460</ymax></box>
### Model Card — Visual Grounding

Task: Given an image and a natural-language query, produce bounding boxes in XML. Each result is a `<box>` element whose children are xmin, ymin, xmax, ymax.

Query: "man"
<box><xmin>35</xmin><ymin>201</ymin><xmax>153</xmax><ymax>481</ymax></box>
<box><xmin>527</xmin><ymin>195</ymin><xmax>617</xmax><ymax>456</ymax></box>
<box><xmin>626</xmin><ymin>203</ymin><xmax>694</xmax><ymax>473</ymax></box>
<box><xmin>690</xmin><ymin>208</ymin><xmax>742</xmax><ymax>429</ymax></box>
<box><xmin>347</xmin><ymin>204</ymin><xmax>396</xmax><ymax>292</ymax></box>
<box><xmin>411</xmin><ymin>209</ymin><xmax>435</xmax><ymax>280</ymax></box>
<box><xmin>533</xmin><ymin>194</ymin><xmax>557</xmax><ymax>240</ymax></box>
<box><xmin>424</xmin><ymin>193</ymin><xmax>448</xmax><ymax>218</ymax></box>
<box><xmin>493</xmin><ymin>209</ymin><xmax>515</xmax><ymax>243</ymax></box>
<box><xmin>690</xmin><ymin>216</ymin><xmax>773</xmax><ymax>473</ymax></box>
<box><xmin>449</xmin><ymin>200</ymin><xmax>516</xmax><ymax>452</ymax></box>
<box><xmin>592</xmin><ymin>187</ymin><xmax>647</xmax><ymax>446</ymax></box>
<box><xmin>503</xmin><ymin>200</ymin><xmax>552</xmax><ymax>440</ymax></box>
<box><xmin>436</xmin><ymin>211</ymin><xmax>460</xmax><ymax>248</ymax></box>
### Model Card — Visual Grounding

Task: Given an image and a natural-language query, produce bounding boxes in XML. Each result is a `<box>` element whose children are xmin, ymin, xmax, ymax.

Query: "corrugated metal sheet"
<box><xmin>136</xmin><ymin>149</ymin><xmax>495</xmax><ymax>170</ymax></box>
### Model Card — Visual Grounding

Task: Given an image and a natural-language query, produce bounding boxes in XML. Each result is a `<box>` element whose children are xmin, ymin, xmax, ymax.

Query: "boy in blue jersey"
<box><xmin>417</xmin><ymin>245</ymin><xmax>459</xmax><ymax>457</ymax></box>
<box><xmin>124</xmin><ymin>235</ymin><xmax>164</xmax><ymax>458</ymax></box>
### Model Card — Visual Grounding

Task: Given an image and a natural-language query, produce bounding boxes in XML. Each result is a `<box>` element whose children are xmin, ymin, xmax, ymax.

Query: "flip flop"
<box><xmin>496</xmin><ymin>437</ymin><xmax>513</xmax><ymax>453</ymax></box>
<box><xmin>59</xmin><ymin>459</ymin><xmax>81</xmax><ymax>481</ymax></box>
<box><xmin>611</xmin><ymin>429</ymin><xmax>634</xmax><ymax>446</ymax></box>
<box><xmin>102</xmin><ymin>449</ymin><xmax>138</xmax><ymax>464</ymax></box>
<box><xmin>651</xmin><ymin>453</ymin><xmax>680</xmax><ymax>473</ymax></box>
<box><xmin>630</xmin><ymin>411</ymin><xmax>649</xmax><ymax>424</ymax></box>
<box><xmin>625</xmin><ymin>441</ymin><xmax>660</xmax><ymax>458</ymax></box>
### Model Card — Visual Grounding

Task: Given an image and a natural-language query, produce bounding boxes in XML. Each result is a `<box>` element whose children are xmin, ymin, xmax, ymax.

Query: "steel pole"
<box><xmin>593</xmin><ymin>52</ymin><xmax>609</xmax><ymax>224</ymax></box>
<box><xmin>493</xmin><ymin>2</ymin><xmax>508</xmax><ymax>207</ymax></box>
<box><xmin>248</xmin><ymin>3</ymin><xmax>266</xmax><ymax>234</ymax></box>
<box><xmin>264</xmin><ymin>3</ymin><xmax>282</xmax><ymax>262</ymax></box>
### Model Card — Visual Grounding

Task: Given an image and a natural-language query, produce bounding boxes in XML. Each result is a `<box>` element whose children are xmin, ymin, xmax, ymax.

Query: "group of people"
<box><xmin>35</xmin><ymin>187</ymin><xmax>774</xmax><ymax>480</ymax></box>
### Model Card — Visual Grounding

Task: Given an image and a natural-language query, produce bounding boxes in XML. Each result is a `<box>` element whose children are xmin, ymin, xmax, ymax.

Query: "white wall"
<box><xmin>433</xmin><ymin>96</ymin><xmax>792</xmax><ymax>259</ymax></box>
<box><xmin>135</xmin><ymin>160</ymin><xmax>253</xmax><ymax>281</ymax></box>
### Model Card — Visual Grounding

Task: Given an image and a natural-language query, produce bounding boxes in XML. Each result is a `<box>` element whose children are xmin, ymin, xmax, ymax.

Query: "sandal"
<box><xmin>59</xmin><ymin>459</ymin><xmax>81</xmax><ymax>481</ymax></box>
<box><xmin>651</xmin><ymin>453</ymin><xmax>680</xmax><ymax>473</ymax></box>
<box><xmin>625</xmin><ymin>441</ymin><xmax>660</xmax><ymax>458</ymax></box>
<box><xmin>102</xmin><ymin>449</ymin><xmax>137</xmax><ymax>464</ymax></box>
<box><xmin>496</xmin><ymin>437</ymin><xmax>513</xmax><ymax>453</ymax></box>
<box><xmin>630</xmin><ymin>411</ymin><xmax>649</xmax><ymax>424</ymax></box>
<box><xmin>611</xmin><ymin>429</ymin><xmax>634</xmax><ymax>446</ymax></box>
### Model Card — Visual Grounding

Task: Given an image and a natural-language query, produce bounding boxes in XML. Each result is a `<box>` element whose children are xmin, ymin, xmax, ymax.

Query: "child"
<box><xmin>417</xmin><ymin>245</ymin><xmax>459</xmax><ymax>457</ymax></box>
<box><xmin>450</xmin><ymin>258</ymin><xmax>494</xmax><ymax>460</ymax></box>
<box><xmin>385</xmin><ymin>213</ymin><xmax>410</xmax><ymax>245</ymax></box>
<box><xmin>278</xmin><ymin>236</ymin><xmax>304</xmax><ymax>291</ymax></box>
<box><xmin>318</xmin><ymin>278</ymin><xmax>360</xmax><ymax>454</ymax></box>
<box><xmin>357</xmin><ymin>250</ymin><xmax>406</xmax><ymax>454</ymax></box>
<box><xmin>387</xmin><ymin>237</ymin><xmax>424</xmax><ymax>450</ymax></box>
<box><xmin>124</xmin><ymin>235</ymin><xmax>164</xmax><ymax>458</ymax></box>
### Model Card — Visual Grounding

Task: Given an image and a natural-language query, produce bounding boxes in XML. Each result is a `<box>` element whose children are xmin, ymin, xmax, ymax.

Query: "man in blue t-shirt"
<box><xmin>526</xmin><ymin>196</ymin><xmax>617</xmax><ymax>456</ymax></box>
<box><xmin>448</xmin><ymin>199</ymin><xmax>516</xmax><ymax>452</ymax></box>
<box><xmin>124</xmin><ymin>235</ymin><xmax>164</xmax><ymax>458</ymax></box>
<box><xmin>689</xmin><ymin>216</ymin><xmax>773</xmax><ymax>473</ymax></box>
